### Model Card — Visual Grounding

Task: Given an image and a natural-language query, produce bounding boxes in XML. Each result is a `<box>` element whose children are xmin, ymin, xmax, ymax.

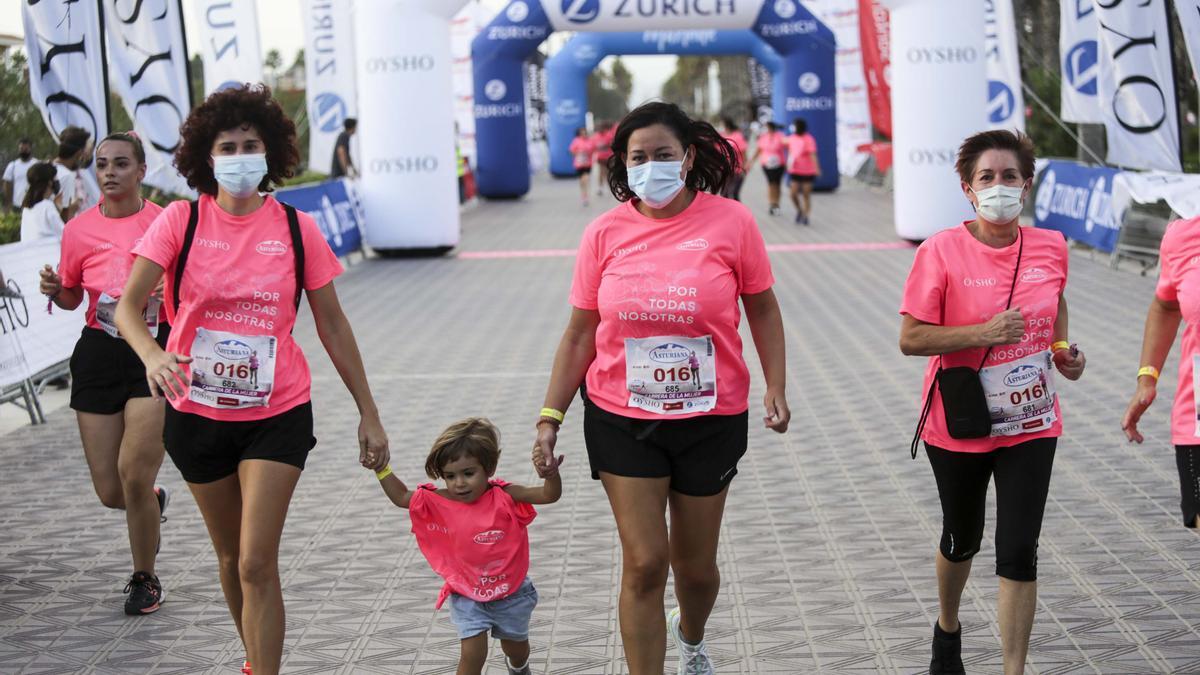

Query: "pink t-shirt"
<box><xmin>787</xmin><ymin>133</ymin><xmax>818</xmax><ymax>176</ymax></box>
<box><xmin>569</xmin><ymin>137</ymin><xmax>594</xmax><ymax>169</ymax></box>
<box><xmin>721</xmin><ymin>130</ymin><xmax>747</xmax><ymax>173</ymax></box>
<box><xmin>756</xmin><ymin>131</ymin><xmax>786</xmax><ymax>169</ymax></box>
<box><xmin>900</xmin><ymin>223</ymin><xmax>1069</xmax><ymax>453</ymax></box>
<box><xmin>593</xmin><ymin>129</ymin><xmax>614</xmax><ymax>161</ymax></box>
<box><xmin>59</xmin><ymin>200</ymin><xmax>166</xmax><ymax>331</ymax></box>
<box><xmin>408</xmin><ymin>479</ymin><xmax>536</xmax><ymax>609</ymax></box>
<box><xmin>133</xmin><ymin>195</ymin><xmax>344</xmax><ymax>421</ymax></box>
<box><xmin>569</xmin><ymin>191</ymin><xmax>775</xmax><ymax>420</ymax></box>
<box><xmin>1154</xmin><ymin>217</ymin><xmax>1200</xmax><ymax>445</ymax></box>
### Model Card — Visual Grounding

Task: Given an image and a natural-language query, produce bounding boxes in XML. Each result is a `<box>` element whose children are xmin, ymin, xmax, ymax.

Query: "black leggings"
<box><xmin>926</xmin><ymin>437</ymin><xmax>1056</xmax><ymax>581</ymax></box>
<box><xmin>1175</xmin><ymin>446</ymin><xmax>1200</xmax><ymax>527</ymax></box>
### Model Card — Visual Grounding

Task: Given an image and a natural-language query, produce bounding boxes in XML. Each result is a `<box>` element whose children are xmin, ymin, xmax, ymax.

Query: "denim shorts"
<box><xmin>447</xmin><ymin>577</ymin><xmax>538</xmax><ymax>641</ymax></box>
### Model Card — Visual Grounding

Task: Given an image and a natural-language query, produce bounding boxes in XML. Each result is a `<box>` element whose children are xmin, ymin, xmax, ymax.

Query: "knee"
<box><xmin>996</xmin><ymin>541</ymin><xmax>1039</xmax><ymax>581</ymax></box>
<box><xmin>238</xmin><ymin>552</ymin><xmax>278</xmax><ymax>587</ymax></box>
<box><xmin>623</xmin><ymin>551</ymin><xmax>669</xmax><ymax>595</ymax></box>
<box><xmin>672</xmin><ymin>557</ymin><xmax>720</xmax><ymax>591</ymax></box>
<box><xmin>117</xmin><ymin>461</ymin><xmax>154</xmax><ymax>498</ymax></box>
<box><xmin>94</xmin><ymin>483</ymin><xmax>125</xmax><ymax>510</ymax></box>
<box><xmin>939</xmin><ymin>528</ymin><xmax>982</xmax><ymax>563</ymax></box>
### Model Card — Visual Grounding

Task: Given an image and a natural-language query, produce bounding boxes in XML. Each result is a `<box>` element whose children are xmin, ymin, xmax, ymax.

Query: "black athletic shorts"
<box><xmin>762</xmin><ymin>166</ymin><xmax>785</xmax><ymax>185</ymax></box>
<box><xmin>163</xmin><ymin>402</ymin><xmax>316</xmax><ymax>484</ymax></box>
<box><xmin>788</xmin><ymin>173</ymin><xmax>816</xmax><ymax>183</ymax></box>
<box><xmin>581</xmin><ymin>388</ymin><xmax>748</xmax><ymax>497</ymax></box>
<box><xmin>70</xmin><ymin>325</ymin><xmax>171</xmax><ymax>414</ymax></box>
<box><xmin>576</xmin><ymin>166</ymin><xmax>592</xmax><ymax>177</ymax></box>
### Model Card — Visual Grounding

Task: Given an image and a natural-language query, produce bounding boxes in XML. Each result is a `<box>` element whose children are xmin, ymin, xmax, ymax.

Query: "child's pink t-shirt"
<box><xmin>756</xmin><ymin>131</ymin><xmax>786</xmax><ymax>168</ymax></box>
<box><xmin>569</xmin><ymin>137</ymin><xmax>595</xmax><ymax>169</ymax></box>
<box><xmin>133</xmin><ymin>195</ymin><xmax>343</xmax><ymax>421</ymax></box>
<box><xmin>1154</xmin><ymin>217</ymin><xmax>1200</xmax><ymax>445</ymax></box>
<box><xmin>569</xmin><ymin>191</ymin><xmax>775</xmax><ymax>420</ymax></box>
<box><xmin>58</xmin><ymin>200</ymin><xmax>166</xmax><ymax>331</ymax></box>
<box><xmin>786</xmin><ymin>133</ymin><xmax>818</xmax><ymax>176</ymax></box>
<box><xmin>408</xmin><ymin>479</ymin><xmax>537</xmax><ymax>609</ymax></box>
<box><xmin>721</xmin><ymin>130</ymin><xmax>747</xmax><ymax>173</ymax></box>
<box><xmin>900</xmin><ymin>223</ymin><xmax>1069</xmax><ymax>453</ymax></box>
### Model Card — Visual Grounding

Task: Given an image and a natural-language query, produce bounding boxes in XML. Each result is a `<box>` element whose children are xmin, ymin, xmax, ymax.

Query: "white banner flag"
<box><xmin>1175</xmin><ymin>1</ymin><xmax>1200</xmax><ymax>85</ymax></box>
<box><xmin>985</xmin><ymin>0</ymin><xmax>1024</xmax><ymax>131</ymax></box>
<box><xmin>21</xmin><ymin>0</ymin><xmax>111</xmax><ymax>143</ymax></box>
<box><xmin>303</xmin><ymin>0</ymin><xmax>358</xmax><ymax>175</ymax></box>
<box><xmin>194</xmin><ymin>0</ymin><xmax>264</xmax><ymax>95</ymax></box>
<box><xmin>1096</xmin><ymin>0</ymin><xmax>1181</xmax><ymax>171</ymax></box>
<box><xmin>0</xmin><ymin>240</ymin><xmax>87</xmax><ymax>389</ymax></box>
<box><xmin>104</xmin><ymin>0</ymin><xmax>195</xmax><ymax>195</ymax></box>
<box><xmin>1060</xmin><ymin>0</ymin><xmax>1103</xmax><ymax>123</ymax></box>
<box><xmin>803</xmin><ymin>0</ymin><xmax>874</xmax><ymax>175</ymax></box>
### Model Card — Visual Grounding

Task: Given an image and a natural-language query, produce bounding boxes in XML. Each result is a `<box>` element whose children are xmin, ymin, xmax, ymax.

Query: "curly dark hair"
<box><xmin>606</xmin><ymin>102</ymin><xmax>736</xmax><ymax>202</ymax></box>
<box><xmin>174</xmin><ymin>84</ymin><xmax>299</xmax><ymax>195</ymax></box>
<box><xmin>955</xmin><ymin>129</ymin><xmax>1036</xmax><ymax>184</ymax></box>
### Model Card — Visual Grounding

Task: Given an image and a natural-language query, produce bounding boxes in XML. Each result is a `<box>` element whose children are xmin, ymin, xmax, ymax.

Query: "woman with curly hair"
<box><xmin>533</xmin><ymin>101</ymin><xmax>791</xmax><ymax>674</ymax></box>
<box><xmin>115</xmin><ymin>85</ymin><xmax>390</xmax><ymax>675</ymax></box>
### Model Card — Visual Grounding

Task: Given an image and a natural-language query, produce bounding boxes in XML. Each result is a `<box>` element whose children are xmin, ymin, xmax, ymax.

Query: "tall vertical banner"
<box><xmin>1096</xmin><ymin>0</ymin><xmax>1181</xmax><ymax>171</ymax></box>
<box><xmin>808</xmin><ymin>0</ymin><xmax>873</xmax><ymax>175</ymax></box>
<box><xmin>104</xmin><ymin>0</ymin><xmax>194</xmax><ymax>195</ymax></box>
<box><xmin>21</xmin><ymin>0</ymin><xmax>111</xmax><ymax>144</ymax></box>
<box><xmin>1174</xmin><ymin>0</ymin><xmax>1200</xmax><ymax>86</ymax></box>
<box><xmin>985</xmin><ymin>0</ymin><xmax>1025</xmax><ymax>131</ymax></box>
<box><xmin>194</xmin><ymin>0</ymin><xmax>264</xmax><ymax>95</ymax></box>
<box><xmin>880</xmin><ymin>0</ymin><xmax>986</xmax><ymax>240</ymax></box>
<box><xmin>303</xmin><ymin>0</ymin><xmax>358</xmax><ymax>175</ymax></box>
<box><xmin>857</xmin><ymin>0</ymin><xmax>891</xmax><ymax>138</ymax></box>
<box><xmin>1060</xmin><ymin>0</ymin><xmax>1102</xmax><ymax>123</ymax></box>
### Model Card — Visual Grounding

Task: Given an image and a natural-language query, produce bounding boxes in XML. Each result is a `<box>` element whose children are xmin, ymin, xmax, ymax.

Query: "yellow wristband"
<box><xmin>539</xmin><ymin>407</ymin><xmax>565</xmax><ymax>423</ymax></box>
<box><xmin>375</xmin><ymin>465</ymin><xmax>393</xmax><ymax>480</ymax></box>
<box><xmin>1138</xmin><ymin>366</ymin><xmax>1160</xmax><ymax>381</ymax></box>
<box><xmin>1051</xmin><ymin>341</ymin><xmax>1071</xmax><ymax>352</ymax></box>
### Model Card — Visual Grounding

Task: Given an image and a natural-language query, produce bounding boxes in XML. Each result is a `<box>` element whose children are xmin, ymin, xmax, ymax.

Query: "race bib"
<box><xmin>980</xmin><ymin>351</ymin><xmax>1058</xmax><ymax>437</ymax></box>
<box><xmin>765</xmin><ymin>154</ymin><xmax>783</xmax><ymax>169</ymax></box>
<box><xmin>624</xmin><ymin>335</ymin><xmax>717</xmax><ymax>415</ymax></box>
<box><xmin>188</xmin><ymin>327</ymin><xmax>276</xmax><ymax>409</ymax></box>
<box><xmin>95</xmin><ymin>292</ymin><xmax>159</xmax><ymax>339</ymax></box>
<box><xmin>575</xmin><ymin>152</ymin><xmax>590</xmax><ymax>165</ymax></box>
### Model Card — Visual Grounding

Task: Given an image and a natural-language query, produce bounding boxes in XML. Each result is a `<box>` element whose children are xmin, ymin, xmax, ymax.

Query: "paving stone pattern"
<box><xmin>2</xmin><ymin>175</ymin><xmax>1198</xmax><ymax>674</ymax></box>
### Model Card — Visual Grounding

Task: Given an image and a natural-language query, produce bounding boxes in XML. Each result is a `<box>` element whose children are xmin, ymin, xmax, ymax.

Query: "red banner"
<box><xmin>858</xmin><ymin>0</ymin><xmax>892</xmax><ymax>139</ymax></box>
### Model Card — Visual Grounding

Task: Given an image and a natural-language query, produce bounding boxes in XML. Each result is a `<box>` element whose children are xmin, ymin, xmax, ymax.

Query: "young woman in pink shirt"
<box><xmin>115</xmin><ymin>85</ymin><xmax>390</xmax><ymax>675</ymax></box>
<box><xmin>748</xmin><ymin>120</ymin><xmax>787</xmax><ymax>215</ymax></box>
<box><xmin>38</xmin><ymin>132</ymin><xmax>171</xmax><ymax>616</ymax></box>
<box><xmin>899</xmin><ymin>130</ymin><xmax>1086</xmax><ymax>675</ymax></box>
<box><xmin>568</xmin><ymin>126</ymin><xmax>595</xmax><ymax>207</ymax></box>
<box><xmin>718</xmin><ymin>117</ymin><xmax>747</xmax><ymax>202</ymax></box>
<box><xmin>592</xmin><ymin>121</ymin><xmax>616</xmax><ymax>197</ymax></box>
<box><xmin>372</xmin><ymin>418</ymin><xmax>562</xmax><ymax>675</ymax></box>
<box><xmin>534</xmin><ymin>101</ymin><xmax>791</xmax><ymax>675</ymax></box>
<box><xmin>785</xmin><ymin>118</ymin><xmax>820</xmax><ymax>225</ymax></box>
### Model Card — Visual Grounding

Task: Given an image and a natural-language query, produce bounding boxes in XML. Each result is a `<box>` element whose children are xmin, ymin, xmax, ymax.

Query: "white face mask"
<box><xmin>627</xmin><ymin>150</ymin><xmax>689</xmax><ymax>209</ymax></box>
<box><xmin>212</xmin><ymin>153</ymin><xmax>267</xmax><ymax>198</ymax></box>
<box><xmin>971</xmin><ymin>184</ymin><xmax>1025</xmax><ymax>223</ymax></box>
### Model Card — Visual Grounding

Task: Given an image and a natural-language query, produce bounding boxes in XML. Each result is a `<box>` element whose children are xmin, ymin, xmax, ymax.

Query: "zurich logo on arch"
<box><xmin>1063</xmin><ymin>40</ymin><xmax>1098</xmax><ymax>95</ymax></box>
<box><xmin>774</xmin><ymin>0</ymin><xmax>798</xmax><ymax>19</ymax></box>
<box><xmin>506</xmin><ymin>0</ymin><xmax>529</xmax><ymax>22</ymax></box>
<box><xmin>484</xmin><ymin>79</ymin><xmax>508</xmax><ymax>102</ymax></box>
<box><xmin>562</xmin><ymin>0</ymin><xmax>600</xmax><ymax>24</ymax></box>
<box><xmin>987</xmin><ymin>80</ymin><xmax>1016</xmax><ymax>124</ymax></box>
<box><xmin>313</xmin><ymin>93</ymin><xmax>348</xmax><ymax>133</ymax></box>
<box><xmin>798</xmin><ymin>72</ymin><xmax>821</xmax><ymax>95</ymax></box>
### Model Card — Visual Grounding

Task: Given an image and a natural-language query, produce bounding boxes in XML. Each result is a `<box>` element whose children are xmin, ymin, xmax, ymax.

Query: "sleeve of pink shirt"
<box><xmin>296</xmin><ymin>211</ymin><xmax>344</xmax><ymax>290</ymax></box>
<box><xmin>899</xmin><ymin>239</ymin><xmax>946</xmax><ymax>325</ymax></box>
<box><xmin>133</xmin><ymin>200</ymin><xmax>186</xmax><ymax>271</ymax></box>
<box><xmin>568</xmin><ymin>219</ymin><xmax>603</xmax><ymax>310</ymax></box>
<box><xmin>1156</xmin><ymin>224</ymin><xmax>1180</xmax><ymax>302</ymax></box>
<box><xmin>492</xmin><ymin>479</ymin><xmax>538</xmax><ymax>526</ymax></box>
<box><xmin>736</xmin><ymin>209</ymin><xmax>774</xmax><ymax>295</ymax></box>
<box><xmin>57</xmin><ymin>222</ymin><xmax>83</xmax><ymax>289</ymax></box>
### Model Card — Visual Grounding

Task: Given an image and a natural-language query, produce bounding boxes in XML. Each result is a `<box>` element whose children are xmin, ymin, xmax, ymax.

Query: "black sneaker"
<box><xmin>930</xmin><ymin>621</ymin><xmax>965</xmax><ymax>674</ymax></box>
<box><xmin>124</xmin><ymin>571</ymin><xmax>164</xmax><ymax>615</ymax></box>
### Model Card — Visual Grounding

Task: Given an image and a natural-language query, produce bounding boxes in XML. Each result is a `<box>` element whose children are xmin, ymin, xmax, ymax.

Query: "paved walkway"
<box><xmin>2</xmin><ymin>173</ymin><xmax>1199</xmax><ymax>674</ymax></box>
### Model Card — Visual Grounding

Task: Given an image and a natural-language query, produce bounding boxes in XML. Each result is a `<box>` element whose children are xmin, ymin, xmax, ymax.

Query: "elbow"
<box><xmin>898</xmin><ymin>334</ymin><xmax>918</xmax><ymax>356</ymax></box>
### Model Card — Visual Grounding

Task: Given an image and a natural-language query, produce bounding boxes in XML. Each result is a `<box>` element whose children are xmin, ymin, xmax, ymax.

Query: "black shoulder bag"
<box><xmin>910</xmin><ymin>231</ymin><xmax>1023</xmax><ymax>458</ymax></box>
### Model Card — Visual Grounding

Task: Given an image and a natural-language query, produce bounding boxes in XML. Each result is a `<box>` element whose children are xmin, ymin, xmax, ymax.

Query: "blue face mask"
<box><xmin>212</xmin><ymin>153</ymin><xmax>267</xmax><ymax>198</ymax></box>
<box><xmin>627</xmin><ymin>150</ymin><xmax>689</xmax><ymax>208</ymax></box>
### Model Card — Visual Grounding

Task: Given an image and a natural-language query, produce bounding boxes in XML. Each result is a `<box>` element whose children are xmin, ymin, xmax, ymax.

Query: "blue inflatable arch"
<box><xmin>547</xmin><ymin>30</ymin><xmax>783</xmax><ymax>178</ymax></box>
<box><xmin>471</xmin><ymin>0</ymin><xmax>838</xmax><ymax>198</ymax></box>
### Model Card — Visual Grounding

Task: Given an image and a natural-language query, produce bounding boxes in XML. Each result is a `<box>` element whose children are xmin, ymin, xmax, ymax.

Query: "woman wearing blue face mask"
<box><xmin>899</xmin><ymin>130</ymin><xmax>1085</xmax><ymax>675</ymax></box>
<box><xmin>533</xmin><ymin>101</ymin><xmax>791</xmax><ymax>675</ymax></box>
<box><xmin>114</xmin><ymin>85</ymin><xmax>390</xmax><ymax>675</ymax></box>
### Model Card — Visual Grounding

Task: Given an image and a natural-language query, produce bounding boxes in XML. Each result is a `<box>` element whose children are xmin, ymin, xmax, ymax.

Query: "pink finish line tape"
<box><xmin>457</xmin><ymin>241</ymin><xmax>914</xmax><ymax>260</ymax></box>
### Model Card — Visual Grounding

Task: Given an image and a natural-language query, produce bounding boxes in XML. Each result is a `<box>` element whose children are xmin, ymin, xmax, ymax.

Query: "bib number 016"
<box><xmin>1009</xmin><ymin>384</ymin><xmax>1046</xmax><ymax>406</ymax></box>
<box><xmin>654</xmin><ymin>367</ymin><xmax>692</xmax><ymax>382</ymax></box>
<box><xmin>212</xmin><ymin>362</ymin><xmax>252</xmax><ymax>380</ymax></box>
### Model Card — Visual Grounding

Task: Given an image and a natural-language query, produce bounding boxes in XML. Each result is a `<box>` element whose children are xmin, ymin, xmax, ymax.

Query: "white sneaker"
<box><xmin>667</xmin><ymin>607</ymin><xmax>715</xmax><ymax>675</ymax></box>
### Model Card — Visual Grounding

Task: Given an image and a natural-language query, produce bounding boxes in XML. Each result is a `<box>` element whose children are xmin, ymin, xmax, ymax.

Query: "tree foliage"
<box><xmin>587</xmin><ymin>57</ymin><xmax>632</xmax><ymax>124</ymax></box>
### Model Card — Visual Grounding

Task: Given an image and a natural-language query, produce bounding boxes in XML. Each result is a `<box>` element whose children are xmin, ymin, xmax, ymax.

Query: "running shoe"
<box><xmin>506</xmin><ymin>657</ymin><xmax>531</xmax><ymax>675</ymax></box>
<box><xmin>241</xmin><ymin>660</ymin><xmax>252</xmax><ymax>675</ymax></box>
<box><xmin>794</xmin><ymin>212</ymin><xmax>803</xmax><ymax>224</ymax></box>
<box><xmin>930</xmin><ymin>621</ymin><xmax>965</xmax><ymax>674</ymax></box>
<box><xmin>768</xmin><ymin>205</ymin><xmax>779</xmax><ymax>216</ymax></box>
<box><xmin>123</xmin><ymin>571</ymin><xmax>164</xmax><ymax>615</ymax></box>
<box><xmin>668</xmin><ymin>607</ymin><xmax>715</xmax><ymax>675</ymax></box>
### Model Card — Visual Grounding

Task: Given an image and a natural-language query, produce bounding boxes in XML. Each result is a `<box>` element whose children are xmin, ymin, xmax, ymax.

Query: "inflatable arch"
<box><xmin>546</xmin><ymin>30</ymin><xmax>784</xmax><ymax>178</ymax></box>
<box><xmin>472</xmin><ymin>0</ymin><xmax>839</xmax><ymax>199</ymax></box>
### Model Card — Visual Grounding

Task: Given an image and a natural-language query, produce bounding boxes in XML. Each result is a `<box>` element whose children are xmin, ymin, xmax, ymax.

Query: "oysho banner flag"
<box><xmin>1096</xmin><ymin>0</ymin><xmax>1181</xmax><ymax>171</ymax></box>
<box><xmin>807</xmin><ymin>0</ymin><xmax>873</xmax><ymax>175</ymax></box>
<box><xmin>21</xmin><ymin>0</ymin><xmax>111</xmax><ymax>143</ymax></box>
<box><xmin>303</xmin><ymin>0</ymin><xmax>358</xmax><ymax>175</ymax></box>
<box><xmin>1175</xmin><ymin>0</ymin><xmax>1200</xmax><ymax>86</ymax></box>
<box><xmin>194</xmin><ymin>0</ymin><xmax>264</xmax><ymax>95</ymax></box>
<box><xmin>104</xmin><ymin>0</ymin><xmax>194</xmax><ymax>195</ymax></box>
<box><xmin>857</xmin><ymin>0</ymin><xmax>891</xmax><ymax>138</ymax></box>
<box><xmin>1060</xmin><ymin>0</ymin><xmax>1103</xmax><ymax>123</ymax></box>
<box><xmin>985</xmin><ymin>0</ymin><xmax>1024</xmax><ymax>131</ymax></box>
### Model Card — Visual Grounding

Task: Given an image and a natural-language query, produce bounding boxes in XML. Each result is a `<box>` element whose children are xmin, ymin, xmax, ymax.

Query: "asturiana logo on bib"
<box><xmin>1021</xmin><ymin>267</ymin><xmax>1048</xmax><ymax>283</ymax></box>
<box><xmin>256</xmin><ymin>240</ymin><xmax>288</xmax><ymax>256</ymax></box>
<box><xmin>473</xmin><ymin>530</ymin><xmax>506</xmax><ymax>545</ymax></box>
<box><xmin>214</xmin><ymin>339</ymin><xmax>253</xmax><ymax>360</ymax></box>
<box><xmin>677</xmin><ymin>238</ymin><xmax>708</xmax><ymax>250</ymax></box>
<box><xmin>649</xmin><ymin>343</ymin><xmax>691</xmax><ymax>364</ymax></box>
<box><xmin>1003</xmin><ymin>364</ymin><xmax>1041</xmax><ymax>388</ymax></box>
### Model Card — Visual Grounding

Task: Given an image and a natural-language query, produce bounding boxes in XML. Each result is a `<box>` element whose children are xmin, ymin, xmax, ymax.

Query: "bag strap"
<box><xmin>172</xmin><ymin>200</ymin><xmax>200</xmax><ymax>315</ymax></box>
<box><xmin>910</xmin><ymin>375</ymin><xmax>938</xmax><ymax>459</ymax></box>
<box><xmin>975</xmin><ymin>230</ymin><xmax>1024</xmax><ymax>370</ymax></box>
<box><xmin>283</xmin><ymin>203</ymin><xmax>305</xmax><ymax>310</ymax></box>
